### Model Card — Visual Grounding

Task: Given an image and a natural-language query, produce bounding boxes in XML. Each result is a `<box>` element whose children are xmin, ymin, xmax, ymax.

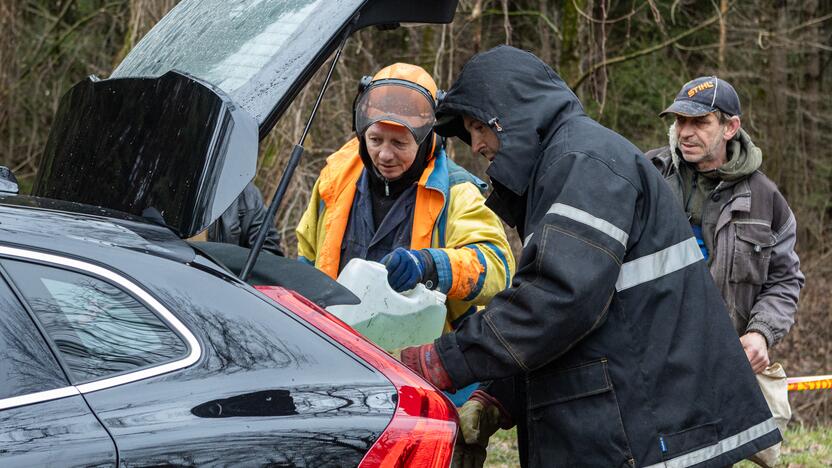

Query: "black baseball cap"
<box><xmin>660</xmin><ymin>76</ymin><xmax>741</xmax><ymax>117</ymax></box>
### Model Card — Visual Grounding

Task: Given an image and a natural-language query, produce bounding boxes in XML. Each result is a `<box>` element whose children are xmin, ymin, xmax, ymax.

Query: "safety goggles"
<box><xmin>354</xmin><ymin>78</ymin><xmax>436</xmax><ymax>144</ymax></box>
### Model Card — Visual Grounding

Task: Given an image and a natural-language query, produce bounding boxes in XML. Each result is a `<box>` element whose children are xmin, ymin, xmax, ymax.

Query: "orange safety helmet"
<box><xmin>354</xmin><ymin>63</ymin><xmax>439</xmax><ymax>144</ymax></box>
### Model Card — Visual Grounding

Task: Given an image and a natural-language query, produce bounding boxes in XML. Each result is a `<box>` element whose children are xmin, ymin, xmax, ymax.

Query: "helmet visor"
<box><xmin>355</xmin><ymin>82</ymin><xmax>435</xmax><ymax>144</ymax></box>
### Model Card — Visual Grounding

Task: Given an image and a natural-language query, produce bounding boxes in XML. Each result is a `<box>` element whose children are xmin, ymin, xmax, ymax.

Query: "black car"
<box><xmin>0</xmin><ymin>0</ymin><xmax>459</xmax><ymax>466</ymax></box>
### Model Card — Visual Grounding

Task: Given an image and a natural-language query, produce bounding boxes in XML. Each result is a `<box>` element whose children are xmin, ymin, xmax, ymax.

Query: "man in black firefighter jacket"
<box><xmin>399</xmin><ymin>46</ymin><xmax>780</xmax><ymax>467</ymax></box>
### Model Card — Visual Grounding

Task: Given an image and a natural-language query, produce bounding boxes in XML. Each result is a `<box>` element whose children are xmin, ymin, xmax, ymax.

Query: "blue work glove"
<box><xmin>381</xmin><ymin>248</ymin><xmax>434</xmax><ymax>292</ymax></box>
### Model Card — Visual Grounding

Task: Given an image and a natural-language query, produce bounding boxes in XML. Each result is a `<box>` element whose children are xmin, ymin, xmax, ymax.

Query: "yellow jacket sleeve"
<box><xmin>429</xmin><ymin>182</ymin><xmax>514</xmax><ymax>306</ymax></box>
<box><xmin>295</xmin><ymin>178</ymin><xmax>323</xmax><ymax>265</ymax></box>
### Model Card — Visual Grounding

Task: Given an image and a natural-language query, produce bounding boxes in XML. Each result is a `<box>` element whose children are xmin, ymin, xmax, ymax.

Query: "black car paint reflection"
<box><xmin>192</xmin><ymin>385</ymin><xmax>396</xmax><ymax>419</ymax></box>
<box><xmin>76</xmin><ymin>251</ymin><xmax>393</xmax><ymax>466</ymax></box>
<box><xmin>193</xmin><ymin>390</ymin><xmax>299</xmax><ymax>418</ymax></box>
<box><xmin>0</xmin><ymin>397</ymin><xmax>116</xmax><ymax>466</ymax></box>
<box><xmin>0</xmin><ymin>204</ymin><xmax>396</xmax><ymax>467</ymax></box>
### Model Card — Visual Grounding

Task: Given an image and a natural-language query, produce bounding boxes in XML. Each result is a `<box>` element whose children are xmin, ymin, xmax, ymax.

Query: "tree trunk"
<box><xmin>560</xmin><ymin>0</ymin><xmax>583</xmax><ymax>85</ymax></box>
<box><xmin>764</xmin><ymin>0</ymin><xmax>789</xmax><ymax>191</ymax></box>
<box><xmin>718</xmin><ymin>0</ymin><xmax>728</xmax><ymax>72</ymax></box>
<box><xmin>538</xmin><ymin>0</ymin><xmax>552</xmax><ymax>64</ymax></box>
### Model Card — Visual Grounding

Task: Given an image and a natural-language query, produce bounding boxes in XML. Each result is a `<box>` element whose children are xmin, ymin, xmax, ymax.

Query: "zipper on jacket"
<box><xmin>384</xmin><ymin>179</ymin><xmax>389</xmax><ymax>197</ymax></box>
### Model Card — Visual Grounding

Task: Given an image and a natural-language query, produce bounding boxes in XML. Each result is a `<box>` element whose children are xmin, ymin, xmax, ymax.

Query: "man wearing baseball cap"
<box><xmin>647</xmin><ymin>76</ymin><xmax>804</xmax><ymax>467</ymax></box>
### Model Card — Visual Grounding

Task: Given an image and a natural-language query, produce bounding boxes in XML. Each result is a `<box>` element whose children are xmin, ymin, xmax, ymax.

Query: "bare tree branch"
<box><xmin>482</xmin><ymin>9</ymin><xmax>561</xmax><ymax>36</ymax></box>
<box><xmin>570</xmin><ymin>13</ymin><xmax>721</xmax><ymax>89</ymax></box>
<box><xmin>571</xmin><ymin>0</ymin><xmax>647</xmax><ymax>24</ymax></box>
<box><xmin>501</xmin><ymin>0</ymin><xmax>512</xmax><ymax>45</ymax></box>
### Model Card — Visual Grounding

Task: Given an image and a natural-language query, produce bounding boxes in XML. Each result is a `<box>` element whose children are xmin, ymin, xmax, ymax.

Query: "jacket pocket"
<box><xmin>658</xmin><ymin>420</ymin><xmax>721</xmax><ymax>461</ymax></box>
<box><xmin>527</xmin><ymin>359</ymin><xmax>634</xmax><ymax>467</ymax></box>
<box><xmin>730</xmin><ymin>222</ymin><xmax>774</xmax><ymax>285</ymax></box>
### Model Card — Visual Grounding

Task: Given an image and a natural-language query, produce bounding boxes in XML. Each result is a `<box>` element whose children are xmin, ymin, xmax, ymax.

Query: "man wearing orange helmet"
<box><xmin>296</xmin><ymin>63</ymin><xmax>514</xmax><ymax>403</ymax></box>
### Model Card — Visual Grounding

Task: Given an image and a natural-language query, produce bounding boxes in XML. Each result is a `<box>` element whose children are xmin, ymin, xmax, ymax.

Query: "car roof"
<box><xmin>0</xmin><ymin>197</ymin><xmax>195</xmax><ymax>265</ymax></box>
<box><xmin>0</xmin><ymin>197</ymin><xmax>359</xmax><ymax>309</ymax></box>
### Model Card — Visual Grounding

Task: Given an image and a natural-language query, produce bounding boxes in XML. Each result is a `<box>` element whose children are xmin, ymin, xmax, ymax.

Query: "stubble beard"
<box><xmin>679</xmin><ymin>129</ymin><xmax>726</xmax><ymax>170</ymax></box>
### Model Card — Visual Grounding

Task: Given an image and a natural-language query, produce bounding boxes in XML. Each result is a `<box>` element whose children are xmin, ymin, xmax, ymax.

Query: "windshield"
<box><xmin>112</xmin><ymin>0</ymin><xmax>363</xmax><ymax>125</ymax></box>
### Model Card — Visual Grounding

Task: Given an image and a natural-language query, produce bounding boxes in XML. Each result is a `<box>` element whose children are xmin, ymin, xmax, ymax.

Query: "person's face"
<box><xmin>463</xmin><ymin>115</ymin><xmax>501</xmax><ymax>162</ymax></box>
<box><xmin>364</xmin><ymin>122</ymin><xmax>419</xmax><ymax>180</ymax></box>
<box><xmin>674</xmin><ymin>112</ymin><xmax>738</xmax><ymax>169</ymax></box>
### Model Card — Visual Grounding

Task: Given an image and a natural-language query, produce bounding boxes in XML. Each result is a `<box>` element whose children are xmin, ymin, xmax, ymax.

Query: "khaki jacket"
<box><xmin>648</xmin><ymin>147</ymin><xmax>804</xmax><ymax>346</ymax></box>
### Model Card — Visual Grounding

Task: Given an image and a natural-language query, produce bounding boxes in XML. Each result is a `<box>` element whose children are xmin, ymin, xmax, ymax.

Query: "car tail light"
<box><xmin>255</xmin><ymin>286</ymin><xmax>458</xmax><ymax>468</ymax></box>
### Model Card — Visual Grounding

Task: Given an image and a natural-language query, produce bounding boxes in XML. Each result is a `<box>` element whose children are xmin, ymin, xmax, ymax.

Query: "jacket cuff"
<box><xmin>745</xmin><ymin>322</ymin><xmax>775</xmax><ymax>348</ymax></box>
<box><xmin>435</xmin><ymin>332</ymin><xmax>476</xmax><ymax>390</ymax></box>
<box><xmin>425</xmin><ymin>248</ymin><xmax>453</xmax><ymax>294</ymax></box>
<box><xmin>412</xmin><ymin>249</ymin><xmax>438</xmax><ymax>290</ymax></box>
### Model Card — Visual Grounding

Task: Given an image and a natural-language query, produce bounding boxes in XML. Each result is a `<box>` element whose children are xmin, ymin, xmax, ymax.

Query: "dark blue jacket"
<box><xmin>434</xmin><ymin>46</ymin><xmax>779</xmax><ymax>467</ymax></box>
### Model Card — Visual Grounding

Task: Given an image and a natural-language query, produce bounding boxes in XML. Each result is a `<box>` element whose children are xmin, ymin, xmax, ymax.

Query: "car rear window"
<box><xmin>111</xmin><ymin>0</ymin><xmax>363</xmax><ymax>124</ymax></box>
<box><xmin>3</xmin><ymin>260</ymin><xmax>187</xmax><ymax>383</ymax></box>
<box><xmin>0</xmin><ymin>276</ymin><xmax>68</xmax><ymax>401</ymax></box>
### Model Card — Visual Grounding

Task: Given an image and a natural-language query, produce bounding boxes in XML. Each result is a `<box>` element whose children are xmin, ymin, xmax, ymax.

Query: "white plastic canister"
<box><xmin>327</xmin><ymin>258</ymin><xmax>447</xmax><ymax>352</ymax></box>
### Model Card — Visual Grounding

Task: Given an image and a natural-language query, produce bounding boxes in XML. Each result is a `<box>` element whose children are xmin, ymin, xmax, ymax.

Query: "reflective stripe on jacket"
<box><xmin>296</xmin><ymin>138</ymin><xmax>514</xmax><ymax>330</ymax></box>
<box><xmin>433</xmin><ymin>46</ymin><xmax>779</xmax><ymax>467</ymax></box>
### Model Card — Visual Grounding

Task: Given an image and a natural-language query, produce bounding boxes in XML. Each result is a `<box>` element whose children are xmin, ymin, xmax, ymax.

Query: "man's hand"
<box><xmin>399</xmin><ymin>343</ymin><xmax>455</xmax><ymax>391</ymax></box>
<box><xmin>452</xmin><ymin>390</ymin><xmax>513</xmax><ymax>468</ymax></box>
<box><xmin>740</xmin><ymin>332</ymin><xmax>769</xmax><ymax>373</ymax></box>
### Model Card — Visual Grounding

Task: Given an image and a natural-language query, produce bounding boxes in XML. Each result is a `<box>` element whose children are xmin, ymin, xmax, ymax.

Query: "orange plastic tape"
<box><xmin>787</xmin><ymin>375</ymin><xmax>832</xmax><ymax>392</ymax></box>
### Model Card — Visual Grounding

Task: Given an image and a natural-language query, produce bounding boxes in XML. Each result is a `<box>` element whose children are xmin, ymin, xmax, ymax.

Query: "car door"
<box><xmin>0</xmin><ymin>265</ymin><xmax>116</xmax><ymax>467</ymax></box>
<box><xmin>0</xmin><ymin>255</ymin><xmax>198</xmax><ymax>466</ymax></box>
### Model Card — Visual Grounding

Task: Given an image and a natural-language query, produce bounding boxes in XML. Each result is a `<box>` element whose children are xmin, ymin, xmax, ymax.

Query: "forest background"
<box><xmin>1</xmin><ymin>0</ymin><xmax>829</xmax><ymax>427</ymax></box>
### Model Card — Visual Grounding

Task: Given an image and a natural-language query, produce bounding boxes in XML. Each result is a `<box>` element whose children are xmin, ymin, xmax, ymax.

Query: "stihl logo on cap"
<box><xmin>687</xmin><ymin>81</ymin><xmax>715</xmax><ymax>98</ymax></box>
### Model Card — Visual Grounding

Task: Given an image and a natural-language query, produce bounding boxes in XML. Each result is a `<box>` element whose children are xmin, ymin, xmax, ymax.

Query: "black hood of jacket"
<box><xmin>435</xmin><ymin>46</ymin><xmax>585</xmax><ymax>226</ymax></box>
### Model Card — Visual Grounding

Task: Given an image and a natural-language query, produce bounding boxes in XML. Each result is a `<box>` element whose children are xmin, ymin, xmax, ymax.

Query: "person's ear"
<box><xmin>723</xmin><ymin>116</ymin><xmax>741</xmax><ymax>140</ymax></box>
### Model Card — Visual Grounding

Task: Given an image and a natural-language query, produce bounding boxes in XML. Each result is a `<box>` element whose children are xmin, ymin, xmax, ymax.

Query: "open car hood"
<box><xmin>35</xmin><ymin>0</ymin><xmax>458</xmax><ymax>238</ymax></box>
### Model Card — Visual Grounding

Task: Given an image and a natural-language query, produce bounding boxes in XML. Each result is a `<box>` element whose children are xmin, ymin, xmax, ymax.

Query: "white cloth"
<box><xmin>748</xmin><ymin>362</ymin><xmax>791</xmax><ymax>467</ymax></box>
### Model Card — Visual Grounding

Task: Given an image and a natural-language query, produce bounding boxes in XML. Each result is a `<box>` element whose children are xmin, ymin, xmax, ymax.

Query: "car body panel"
<box><xmin>113</xmin><ymin>0</ymin><xmax>364</xmax><ymax>131</ymax></box>
<box><xmin>80</xmin><ymin>261</ymin><xmax>394</xmax><ymax>466</ymax></box>
<box><xmin>0</xmin><ymin>202</ymin><xmax>395</xmax><ymax>466</ymax></box>
<box><xmin>0</xmin><ymin>396</ymin><xmax>117</xmax><ymax>467</ymax></box>
<box><xmin>0</xmin><ymin>195</ymin><xmax>195</xmax><ymax>263</ymax></box>
<box><xmin>0</xmin><ymin>197</ymin><xmax>357</xmax><ymax>306</ymax></box>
